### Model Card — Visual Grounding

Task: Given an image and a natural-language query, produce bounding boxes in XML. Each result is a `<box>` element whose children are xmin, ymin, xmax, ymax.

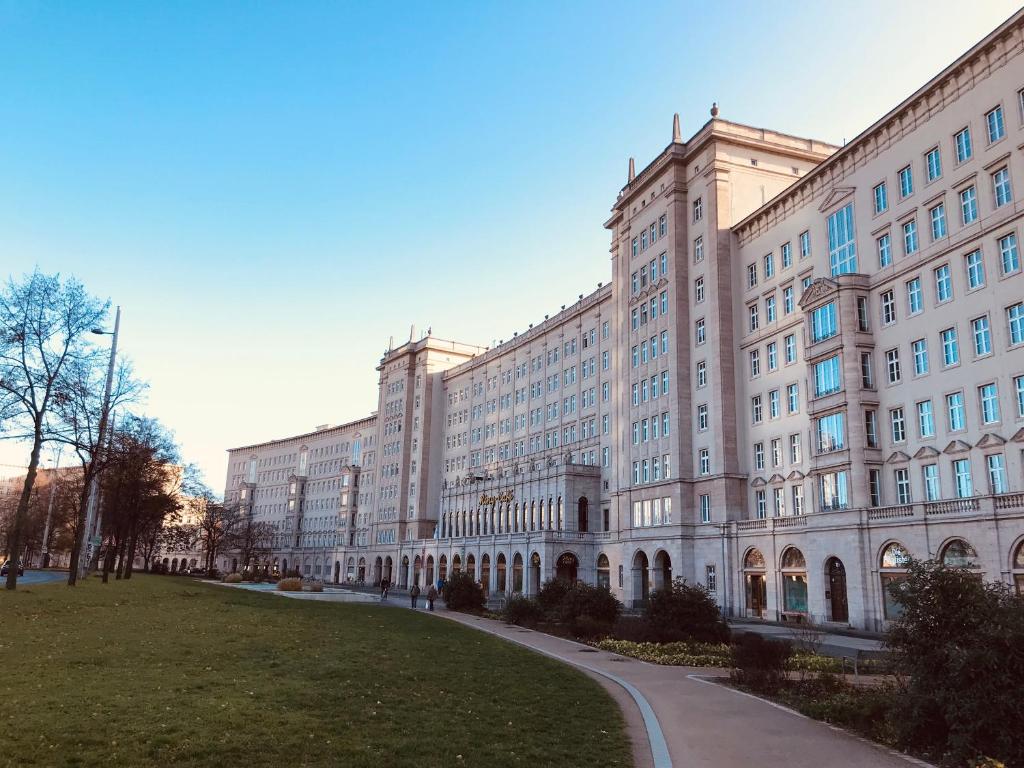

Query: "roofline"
<box><xmin>732</xmin><ymin>6</ymin><xmax>1024</xmax><ymax>234</ymax></box>
<box><xmin>226</xmin><ymin>414</ymin><xmax>378</xmax><ymax>455</ymax></box>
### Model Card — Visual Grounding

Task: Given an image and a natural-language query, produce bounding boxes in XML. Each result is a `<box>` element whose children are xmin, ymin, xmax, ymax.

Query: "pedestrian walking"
<box><xmin>410</xmin><ymin>583</ymin><xmax>420</xmax><ymax>608</ymax></box>
<box><xmin>427</xmin><ymin>584</ymin><xmax>437</xmax><ymax>611</ymax></box>
<box><xmin>380</xmin><ymin>577</ymin><xmax>389</xmax><ymax>600</ymax></box>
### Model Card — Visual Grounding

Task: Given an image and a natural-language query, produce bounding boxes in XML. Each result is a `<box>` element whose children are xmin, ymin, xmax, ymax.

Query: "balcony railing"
<box><xmin>924</xmin><ymin>498</ymin><xmax>980</xmax><ymax>516</ymax></box>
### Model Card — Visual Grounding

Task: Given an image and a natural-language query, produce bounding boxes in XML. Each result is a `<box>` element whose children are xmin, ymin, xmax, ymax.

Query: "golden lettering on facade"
<box><xmin>479</xmin><ymin>490</ymin><xmax>515</xmax><ymax>505</ymax></box>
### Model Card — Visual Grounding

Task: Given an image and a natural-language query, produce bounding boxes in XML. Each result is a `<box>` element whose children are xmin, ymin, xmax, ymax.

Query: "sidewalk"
<box><xmin>260</xmin><ymin>585</ymin><xmax>927</xmax><ymax>768</ymax></box>
<box><xmin>729</xmin><ymin>620</ymin><xmax>887</xmax><ymax>658</ymax></box>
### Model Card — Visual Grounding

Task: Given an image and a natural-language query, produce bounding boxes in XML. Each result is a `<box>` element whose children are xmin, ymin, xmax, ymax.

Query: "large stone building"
<box><xmin>225</xmin><ymin>11</ymin><xmax>1024</xmax><ymax>632</ymax></box>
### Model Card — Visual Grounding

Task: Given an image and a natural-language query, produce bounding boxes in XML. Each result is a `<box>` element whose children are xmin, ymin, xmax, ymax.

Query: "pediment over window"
<box><xmin>768</xmin><ymin>473</ymin><xmax>786</xmax><ymax>484</ymax></box>
<box><xmin>797</xmin><ymin>278</ymin><xmax>839</xmax><ymax>309</ymax></box>
<box><xmin>751</xmin><ymin>477</ymin><xmax>767</xmax><ymax>488</ymax></box>
<box><xmin>1012</xmin><ymin>427</ymin><xmax>1024</xmax><ymax>443</ymax></box>
<box><xmin>886</xmin><ymin>451</ymin><xmax>911</xmax><ymax>464</ymax></box>
<box><xmin>943</xmin><ymin>439</ymin><xmax>972</xmax><ymax>455</ymax></box>
<box><xmin>817</xmin><ymin>186</ymin><xmax>856</xmax><ymax>213</ymax></box>
<box><xmin>913</xmin><ymin>446</ymin><xmax>941</xmax><ymax>460</ymax></box>
<box><xmin>786</xmin><ymin>470</ymin><xmax>805</xmax><ymax>481</ymax></box>
<box><xmin>975</xmin><ymin>432</ymin><xmax>1006</xmax><ymax>448</ymax></box>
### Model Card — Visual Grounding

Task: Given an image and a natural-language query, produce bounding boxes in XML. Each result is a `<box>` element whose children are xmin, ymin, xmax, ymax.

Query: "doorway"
<box><xmin>826</xmin><ymin>557</ymin><xmax>849</xmax><ymax>622</ymax></box>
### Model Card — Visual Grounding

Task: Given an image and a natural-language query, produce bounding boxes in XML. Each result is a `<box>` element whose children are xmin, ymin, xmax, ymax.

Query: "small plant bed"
<box><xmin>595</xmin><ymin>639</ymin><xmax>845</xmax><ymax>671</ymax></box>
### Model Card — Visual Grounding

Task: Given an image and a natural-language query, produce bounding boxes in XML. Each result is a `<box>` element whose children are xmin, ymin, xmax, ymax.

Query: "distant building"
<box><xmin>225</xmin><ymin>11</ymin><xmax>1024</xmax><ymax>631</ymax></box>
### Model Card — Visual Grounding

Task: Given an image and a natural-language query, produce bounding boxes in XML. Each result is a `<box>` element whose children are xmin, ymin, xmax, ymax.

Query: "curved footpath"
<box><xmin>239</xmin><ymin>585</ymin><xmax>934</xmax><ymax>768</ymax></box>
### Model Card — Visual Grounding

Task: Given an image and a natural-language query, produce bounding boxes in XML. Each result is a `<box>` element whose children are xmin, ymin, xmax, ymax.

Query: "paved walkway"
<box><xmin>730</xmin><ymin>621</ymin><xmax>887</xmax><ymax>657</ymax></box>
<box><xmin>233</xmin><ymin>584</ymin><xmax>928</xmax><ymax>768</ymax></box>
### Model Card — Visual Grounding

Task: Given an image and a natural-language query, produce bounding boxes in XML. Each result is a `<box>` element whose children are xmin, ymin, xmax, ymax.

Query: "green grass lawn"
<box><xmin>0</xmin><ymin>575</ymin><xmax>631</xmax><ymax>767</ymax></box>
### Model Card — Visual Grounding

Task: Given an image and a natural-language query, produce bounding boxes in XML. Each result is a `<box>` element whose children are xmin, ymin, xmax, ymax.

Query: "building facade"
<box><xmin>225</xmin><ymin>11</ymin><xmax>1024</xmax><ymax>632</ymax></box>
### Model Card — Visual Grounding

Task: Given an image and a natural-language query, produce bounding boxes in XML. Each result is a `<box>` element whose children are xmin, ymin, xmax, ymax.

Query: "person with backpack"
<box><xmin>410</xmin><ymin>583</ymin><xmax>420</xmax><ymax>608</ymax></box>
<box><xmin>427</xmin><ymin>584</ymin><xmax>438</xmax><ymax>611</ymax></box>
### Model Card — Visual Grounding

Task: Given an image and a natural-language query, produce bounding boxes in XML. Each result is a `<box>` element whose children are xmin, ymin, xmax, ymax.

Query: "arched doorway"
<box><xmin>596</xmin><ymin>554</ymin><xmax>610</xmax><ymax>589</ymax></box>
<box><xmin>825</xmin><ymin>557</ymin><xmax>848</xmax><ymax>622</ymax></box>
<box><xmin>879</xmin><ymin>542</ymin><xmax>911</xmax><ymax>620</ymax></box>
<box><xmin>480</xmin><ymin>554</ymin><xmax>491</xmax><ymax>594</ymax></box>
<box><xmin>780</xmin><ymin>547</ymin><xmax>808</xmax><ymax>614</ymax></box>
<box><xmin>334</xmin><ymin>561</ymin><xmax>341</xmax><ymax>584</ymax></box>
<box><xmin>452</xmin><ymin>554</ymin><xmax>461</xmax><ymax>575</ymax></box>
<box><xmin>1013</xmin><ymin>540</ymin><xmax>1024</xmax><ymax>595</ymax></box>
<box><xmin>373</xmin><ymin>557</ymin><xmax>383</xmax><ymax>585</ymax></box>
<box><xmin>466</xmin><ymin>553</ymin><xmax>476</xmax><ymax>581</ymax></box>
<box><xmin>439</xmin><ymin>555</ymin><xmax>448</xmax><ymax>582</ymax></box>
<box><xmin>357</xmin><ymin>557</ymin><xmax>367</xmax><ymax>583</ymax></box>
<box><xmin>632</xmin><ymin>551</ymin><xmax>650</xmax><ymax>606</ymax></box>
<box><xmin>161</xmin><ymin>557</ymin><xmax>169</xmax><ymax>573</ymax></box>
<box><xmin>426</xmin><ymin>555</ymin><xmax>435</xmax><ymax>586</ymax></box>
<box><xmin>401</xmin><ymin>556</ymin><xmax>410</xmax><ymax>588</ymax></box>
<box><xmin>413</xmin><ymin>556</ymin><xmax>422</xmax><ymax>587</ymax></box>
<box><xmin>743</xmin><ymin>548</ymin><xmax>767</xmax><ymax>618</ymax></box>
<box><xmin>556</xmin><ymin>552</ymin><xmax>579</xmax><ymax>583</ymax></box>
<box><xmin>231</xmin><ymin>558</ymin><xmax>238</xmax><ymax>573</ymax></box>
<box><xmin>171</xmin><ymin>558</ymin><xmax>179</xmax><ymax>573</ymax></box>
<box><xmin>496</xmin><ymin>553</ymin><xmax>507</xmax><ymax>592</ymax></box>
<box><xmin>653</xmin><ymin>550</ymin><xmax>672</xmax><ymax>590</ymax></box>
<box><xmin>577</xmin><ymin>496</ymin><xmax>589</xmax><ymax>532</ymax></box>
<box><xmin>345</xmin><ymin>557</ymin><xmax>354</xmax><ymax>581</ymax></box>
<box><xmin>530</xmin><ymin>552</ymin><xmax>541</xmax><ymax>595</ymax></box>
<box><xmin>384</xmin><ymin>556</ymin><xmax>393</xmax><ymax>583</ymax></box>
<box><xmin>282</xmin><ymin>558</ymin><xmax>289</xmax><ymax>576</ymax></box>
<box><xmin>512</xmin><ymin>553</ymin><xmax>524</xmax><ymax>592</ymax></box>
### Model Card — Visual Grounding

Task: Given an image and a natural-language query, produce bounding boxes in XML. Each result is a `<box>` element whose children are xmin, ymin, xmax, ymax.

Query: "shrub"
<box><xmin>307</xmin><ymin>581</ymin><xmax>324</xmax><ymax>593</ymax></box>
<box><xmin>730</xmin><ymin>633</ymin><xmax>792</xmax><ymax>691</ymax></box>
<box><xmin>536</xmin><ymin>578</ymin><xmax>572</xmax><ymax>614</ymax></box>
<box><xmin>884</xmin><ymin>559</ymin><xmax>1024</xmax><ymax>768</ymax></box>
<box><xmin>597</xmin><ymin>639</ymin><xmax>732</xmax><ymax>667</ymax></box>
<box><xmin>223</xmin><ymin>573</ymin><xmax>242</xmax><ymax>584</ymax></box>
<box><xmin>277</xmin><ymin>577</ymin><xmax>303</xmax><ymax>592</ymax></box>
<box><xmin>611</xmin><ymin>615</ymin><xmax>657</xmax><ymax>643</ymax></box>
<box><xmin>504</xmin><ymin>595</ymin><xmax>544</xmax><ymax>627</ymax></box>
<box><xmin>441</xmin><ymin>571</ymin><xmax>485</xmax><ymax>613</ymax></box>
<box><xmin>557</xmin><ymin>582</ymin><xmax>622</xmax><ymax>636</ymax></box>
<box><xmin>644</xmin><ymin>578</ymin><xmax>730</xmax><ymax>643</ymax></box>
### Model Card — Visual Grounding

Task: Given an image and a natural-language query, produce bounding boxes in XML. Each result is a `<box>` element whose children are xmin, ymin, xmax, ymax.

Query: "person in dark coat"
<box><xmin>380</xmin><ymin>578</ymin><xmax>389</xmax><ymax>600</ymax></box>
<box><xmin>427</xmin><ymin>584</ymin><xmax>438</xmax><ymax>611</ymax></box>
<box><xmin>410</xmin><ymin>583</ymin><xmax>421</xmax><ymax>608</ymax></box>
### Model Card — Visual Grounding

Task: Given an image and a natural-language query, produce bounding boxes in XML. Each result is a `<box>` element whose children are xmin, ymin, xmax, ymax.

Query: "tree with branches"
<box><xmin>0</xmin><ymin>269</ymin><xmax>108</xmax><ymax>590</ymax></box>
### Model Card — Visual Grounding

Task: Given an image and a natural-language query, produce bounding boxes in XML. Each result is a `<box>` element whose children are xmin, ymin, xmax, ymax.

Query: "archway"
<box><xmin>825</xmin><ymin>557</ymin><xmax>848</xmax><ymax>622</ymax></box>
<box><xmin>346</xmin><ymin>557</ymin><xmax>354</xmax><ymax>581</ymax></box>
<box><xmin>452</xmin><ymin>554</ymin><xmax>462</xmax><ymax>575</ymax></box>
<box><xmin>480</xmin><ymin>554</ymin><xmax>491</xmax><ymax>594</ymax></box>
<box><xmin>577</xmin><ymin>496</ymin><xmax>589</xmax><ymax>532</ymax></box>
<box><xmin>529</xmin><ymin>552</ymin><xmax>541</xmax><ymax>595</ymax></box>
<box><xmin>596</xmin><ymin>554</ymin><xmax>611</xmax><ymax>589</ymax></box>
<box><xmin>231</xmin><ymin>557</ymin><xmax>238</xmax><ymax>573</ymax></box>
<box><xmin>556</xmin><ymin>552</ymin><xmax>579</xmax><ymax>583</ymax></box>
<box><xmin>780</xmin><ymin>547</ymin><xmax>808</xmax><ymax>614</ymax></box>
<box><xmin>413</xmin><ymin>556</ymin><xmax>422</xmax><ymax>587</ymax></box>
<box><xmin>283</xmin><ymin>558</ymin><xmax>289</xmax><ymax>577</ymax></box>
<box><xmin>496</xmin><ymin>553</ymin><xmax>507</xmax><ymax>592</ymax></box>
<box><xmin>162</xmin><ymin>557</ymin><xmax>169</xmax><ymax>573</ymax></box>
<box><xmin>512</xmin><ymin>553</ymin><xmax>524</xmax><ymax>593</ymax></box>
<box><xmin>401</xmin><ymin>556</ymin><xmax>410</xmax><ymax>588</ymax></box>
<box><xmin>426</xmin><ymin>555</ymin><xmax>435</xmax><ymax>586</ymax></box>
<box><xmin>940</xmin><ymin>538</ymin><xmax>979</xmax><ymax>569</ymax></box>
<box><xmin>467</xmin><ymin>553</ymin><xmax>476</xmax><ymax>581</ymax></box>
<box><xmin>743</xmin><ymin>548</ymin><xmax>767</xmax><ymax>618</ymax></box>
<box><xmin>171</xmin><ymin>558</ymin><xmax>179</xmax><ymax>573</ymax></box>
<box><xmin>384</xmin><ymin>556</ymin><xmax>394</xmax><ymax>583</ymax></box>
<box><xmin>879</xmin><ymin>542</ymin><xmax>911</xmax><ymax>620</ymax></box>
<box><xmin>439</xmin><ymin>554</ymin><xmax>448</xmax><ymax>582</ymax></box>
<box><xmin>373</xmin><ymin>556</ymin><xmax>383</xmax><ymax>585</ymax></box>
<box><xmin>631</xmin><ymin>551</ymin><xmax>649</xmax><ymax>606</ymax></box>
<box><xmin>1013</xmin><ymin>540</ymin><xmax>1024</xmax><ymax>596</ymax></box>
<box><xmin>357</xmin><ymin>557</ymin><xmax>367</xmax><ymax>583</ymax></box>
<box><xmin>334</xmin><ymin>560</ymin><xmax>341</xmax><ymax>584</ymax></box>
<box><xmin>653</xmin><ymin>550</ymin><xmax>672</xmax><ymax>590</ymax></box>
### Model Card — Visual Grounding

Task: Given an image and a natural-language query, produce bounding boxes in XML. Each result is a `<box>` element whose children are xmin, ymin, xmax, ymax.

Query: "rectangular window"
<box><xmin>695</xmin><ymin>276</ymin><xmax>704</xmax><ymax>303</ymax></box>
<box><xmin>693</xmin><ymin>198</ymin><xmax>703</xmax><ymax>222</ymax></box>
<box><xmin>865</xmin><ymin>409</ymin><xmax>879</xmax><ymax>448</ymax></box>
<box><xmin>752</xmin><ymin>395</ymin><xmax>762</xmax><ymax>424</ymax></box>
<box><xmin>899</xmin><ymin>165</ymin><xmax>913</xmax><ymax>198</ymax></box>
<box><xmin>659</xmin><ymin>214</ymin><xmax>667</xmax><ymax>237</ymax></box>
<box><xmin>954</xmin><ymin>458</ymin><xmax>973</xmax><ymax>498</ymax></box>
<box><xmin>784</xmin><ymin>334</ymin><xmax>796</xmax><ymax>364</ymax></box>
<box><xmin>987</xmin><ymin>454</ymin><xmax>1008</xmax><ymax>494</ymax></box>
<box><xmin>661</xmin><ymin>291</ymin><xmax>668</xmax><ymax>316</ymax></box>
<box><xmin>769</xmin><ymin>389</ymin><xmax>780</xmax><ymax>419</ymax></box>
<box><xmin>747</xmin><ymin>263</ymin><xmax>758</xmax><ymax>288</ymax></box>
<box><xmin>786</xmin><ymin>382</ymin><xmax>799</xmax><ymax>413</ymax></box>
<box><xmin>979</xmin><ymin>383</ymin><xmax>1000</xmax><ymax>424</ymax></box>
<box><xmin>923</xmin><ymin>464</ymin><xmax>940</xmax><ymax>501</ymax></box>
<box><xmin>783</xmin><ymin>286</ymin><xmax>794</xmax><ymax>314</ymax></box>
<box><xmin>869</xmin><ymin>469</ymin><xmax>882</xmax><ymax>507</ymax></box>
<box><xmin>700</xmin><ymin>495</ymin><xmax>711</xmax><ymax>524</ymax></box>
<box><xmin>881</xmin><ymin>290</ymin><xmax>896</xmax><ymax>325</ymax></box>
<box><xmin>890</xmin><ymin>407</ymin><xmax>906</xmax><ymax>443</ymax></box>
<box><xmin>930</xmin><ymin>204</ymin><xmax>946</xmax><ymax>240</ymax></box>
<box><xmin>748</xmin><ymin>304</ymin><xmax>759</xmax><ymax>332</ymax></box>
<box><xmin>799</xmin><ymin>231</ymin><xmax>811</xmax><ymax>259</ymax></box>
<box><xmin>767</xmin><ymin>343</ymin><xmax>778</xmax><ymax>371</ymax></box>
<box><xmin>941</xmin><ymin>327</ymin><xmax>959</xmax><ymax>366</ymax></box>
<box><xmin>1016</xmin><ymin>375</ymin><xmax>1024</xmax><ymax>418</ymax></box>
<box><xmin>895</xmin><ymin>468</ymin><xmax>912</xmax><ymax>504</ymax></box>
<box><xmin>955</xmin><ymin>126</ymin><xmax>972</xmax><ymax>163</ymax></box>
<box><xmin>814</xmin><ymin>355</ymin><xmax>842</xmax><ymax>397</ymax></box>
<box><xmin>811</xmin><ymin>302</ymin><xmax>838</xmax><ymax>341</ymax></box>
<box><xmin>696</xmin><ymin>360</ymin><xmax>706</xmax><ymax>387</ymax></box>
<box><xmin>765</xmin><ymin>295</ymin><xmax>776</xmax><ymax>323</ymax></box>
<box><xmin>857</xmin><ymin>297</ymin><xmax>869</xmax><ymax>331</ymax></box>
<box><xmin>792</xmin><ymin>485</ymin><xmax>804</xmax><ymax>516</ymax></box>
<box><xmin>1000</xmin><ymin>233</ymin><xmax>1020</xmax><ymax>275</ymax></box>
<box><xmin>877</xmin><ymin>233</ymin><xmax>892</xmax><ymax>267</ymax></box>
<box><xmin>873</xmin><ymin>182</ymin><xmax>888</xmax><ymax>214</ymax></box>
<box><xmin>827</xmin><ymin>204</ymin><xmax>857</xmax><ymax>275</ymax></box>
<box><xmin>906</xmin><ymin>277</ymin><xmax>923</xmax><ymax>314</ymax></box>
<box><xmin>965</xmin><ymin>249</ymin><xmax>985</xmax><ymax>289</ymax></box>
<box><xmin>816</xmin><ymin>411</ymin><xmax>845</xmax><ymax>453</ymax></box>
<box><xmin>972</xmin><ymin>316</ymin><xmax>992</xmax><ymax>356</ymax></box>
<box><xmin>781</xmin><ymin>242</ymin><xmax>792</xmax><ymax>268</ymax></box>
<box><xmin>697</xmin><ymin>403</ymin><xmax>708</xmax><ymax>431</ymax></box>
<box><xmin>696</xmin><ymin>318</ymin><xmax>705</xmax><ymax>345</ymax></box>
<box><xmin>755</xmin><ymin>490</ymin><xmax>767</xmax><ymax>519</ymax></box>
<box><xmin>886</xmin><ymin>348</ymin><xmax>901</xmax><ymax>384</ymax></box>
<box><xmin>903</xmin><ymin>219</ymin><xmax>918</xmax><ymax>255</ymax></box>
<box><xmin>1002</xmin><ymin>301</ymin><xmax>1024</xmax><ymax>347</ymax></box>
<box><xmin>917</xmin><ymin>400</ymin><xmax>935</xmax><ymax>438</ymax></box>
<box><xmin>986</xmin><ymin>105</ymin><xmax>1005</xmax><ymax>143</ymax></box>
<box><xmin>947</xmin><ymin>391</ymin><xmax>966</xmax><ymax>431</ymax></box>
<box><xmin>699</xmin><ymin>448</ymin><xmax>710</xmax><ymax>476</ymax></box>
<box><xmin>861</xmin><ymin>352</ymin><xmax>874</xmax><ymax>388</ymax></box>
<box><xmin>961</xmin><ymin>186</ymin><xmax>978</xmax><ymax>225</ymax></box>
<box><xmin>694</xmin><ymin>236</ymin><xmax>704</xmax><ymax>263</ymax></box>
<box><xmin>935</xmin><ymin>264</ymin><xmax>952</xmax><ymax>302</ymax></box>
<box><xmin>993</xmin><ymin>167</ymin><xmax>1013</xmax><ymax>207</ymax></box>
<box><xmin>912</xmin><ymin>338</ymin><xmax>929</xmax><ymax>375</ymax></box>
<box><xmin>764</xmin><ymin>253</ymin><xmax>774</xmax><ymax>279</ymax></box>
<box><xmin>820</xmin><ymin>471</ymin><xmax>849</xmax><ymax>510</ymax></box>
<box><xmin>789</xmin><ymin>433</ymin><xmax>801</xmax><ymax>464</ymax></box>
<box><xmin>925</xmin><ymin>147</ymin><xmax>942</xmax><ymax>182</ymax></box>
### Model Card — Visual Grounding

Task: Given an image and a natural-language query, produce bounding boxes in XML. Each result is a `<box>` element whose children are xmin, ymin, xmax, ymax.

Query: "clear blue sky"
<box><xmin>1</xmin><ymin>1</ymin><xmax>1019</xmax><ymax>488</ymax></box>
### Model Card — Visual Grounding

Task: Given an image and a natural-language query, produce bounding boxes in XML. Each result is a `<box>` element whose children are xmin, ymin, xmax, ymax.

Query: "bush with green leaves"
<box><xmin>884</xmin><ymin>559</ymin><xmax>1024</xmax><ymax>767</ymax></box>
<box><xmin>557</xmin><ymin>581</ymin><xmax>623</xmax><ymax>636</ymax></box>
<box><xmin>441</xmin><ymin>571</ymin><xmax>486</xmax><ymax>613</ymax></box>
<box><xmin>504</xmin><ymin>594</ymin><xmax>544</xmax><ymax>627</ymax></box>
<box><xmin>536</xmin><ymin>578</ymin><xmax>572</xmax><ymax>614</ymax></box>
<box><xmin>730</xmin><ymin>632</ymin><xmax>792</xmax><ymax>691</ymax></box>
<box><xmin>643</xmin><ymin>578</ymin><xmax>730</xmax><ymax>643</ymax></box>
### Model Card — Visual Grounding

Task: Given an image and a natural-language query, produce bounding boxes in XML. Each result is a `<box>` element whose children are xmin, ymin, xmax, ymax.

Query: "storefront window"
<box><xmin>880</xmin><ymin>542</ymin><xmax>911</xmax><ymax>619</ymax></box>
<box><xmin>781</xmin><ymin>547</ymin><xmax>808</xmax><ymax>612</ymax></box>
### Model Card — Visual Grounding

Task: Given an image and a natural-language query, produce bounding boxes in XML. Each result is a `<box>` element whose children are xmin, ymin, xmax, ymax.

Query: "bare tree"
<box><xmin>0</xmin><ymin>269</ymin><xmax>107</xmax><ymax>590</ymax></box>
<box><xmin>225</xmin><ymin>512</ymin><xmax>275</xmax><ymax>575</ymax></box>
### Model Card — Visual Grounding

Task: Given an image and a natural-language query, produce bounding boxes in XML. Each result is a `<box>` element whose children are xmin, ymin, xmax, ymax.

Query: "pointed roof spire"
<box><xmin>628</xmin><ymin>157</ymin><xmax>636</xmax><ymax>182</ymax></box>
<box><xmin>672</xmin><ymin>113</ymin><xmax>682</xmax><ymax>143</ymax></box>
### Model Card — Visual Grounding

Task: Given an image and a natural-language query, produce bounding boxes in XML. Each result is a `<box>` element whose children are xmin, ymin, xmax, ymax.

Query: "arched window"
<box><xmin>496</xmin><ymin>553</ymin><xmax>507</xmax><ymax>592</ymax></box>
<box><xmin>744</xmin><ymin>548</ymin><xmax>766</xmax><ymax>570</ymax></box>
<box><xmin>743</xmin><ymin>548</ymin><xmax>767</xmax><ymax>617</ymax></box>
<box><xmin>940</xmin><ymin>539</ymin><xmax>978</xmax><ymax>568</ymax></box>
<box><xmin>780</xmin><ymin>547</ymin><xmax>807</xmax><ymax>613</ymax></box>
<box><xmin>1013</xmin><ymin>541</ymin><xmax>1024</xmax><ymax>596</ymax></box>
<box><xmin>596</xmin><ymin>554</ymin><xmax>611</xmax><ymax>590</ymax></box>
<box><xmin>879</xmin><ymin>542</ymin><xmax>911</xmax><ymax>620</ymax></box>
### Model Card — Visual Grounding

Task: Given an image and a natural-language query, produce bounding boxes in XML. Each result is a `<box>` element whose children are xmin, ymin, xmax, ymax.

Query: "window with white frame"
<box><xmin>827</xmin><ymin>204</ymin><xmax>857</xmax><ymax>275</ymax></box>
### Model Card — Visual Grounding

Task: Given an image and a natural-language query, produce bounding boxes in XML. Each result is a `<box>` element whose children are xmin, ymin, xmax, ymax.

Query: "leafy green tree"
<box><xmin>885</xmin><ymin>559</ymin><xmax>1024</xmax><ymax>767</ymax></box>
<box><xmin>644</xmin><ymin>578</ymin><xmax>730</xmax><ymax>643</ymax></box>
<box><xmin>441</xmin><ymin>570</ymin><xmax>485</xmax><ymax>613</ymax></box>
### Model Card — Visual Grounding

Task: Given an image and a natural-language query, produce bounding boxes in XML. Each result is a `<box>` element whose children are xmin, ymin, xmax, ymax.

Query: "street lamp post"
<box><xmin>78</xmin><ymin>306</ymin><xmax>120</xmax><ymax>581</ymax></box>
<box><xmin>39</xmin><ymin>447</ymin><xmax>63</xmax><ymax>569</ymax></box>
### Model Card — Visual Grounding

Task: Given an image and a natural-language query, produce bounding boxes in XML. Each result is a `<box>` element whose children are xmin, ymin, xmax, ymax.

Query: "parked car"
<box><xmin>1</xmin><ymin>559</ymin><xmax>25</xmax><ymax>577</ymax></box>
